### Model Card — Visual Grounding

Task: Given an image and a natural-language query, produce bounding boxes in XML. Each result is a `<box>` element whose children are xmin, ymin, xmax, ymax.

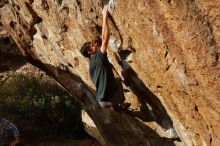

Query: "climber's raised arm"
<box><xmin>100</xmin><ymin>5</ymin><xmax>110</xmax><ymax>54</ymax></box>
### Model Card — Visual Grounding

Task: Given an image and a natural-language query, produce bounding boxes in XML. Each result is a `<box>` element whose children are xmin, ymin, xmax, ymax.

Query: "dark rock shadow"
<box><xmin>0</xmin><ymin>36</ymin><xmax>26</xmax><ymax>73</ymax></box>
<box><xmin>0</xmin><ymin>53</ymin><xmax>26</xmax><ymax>73</ymax></box>
<box><xmin>116</xmin><ymin>59</ymin><xmax>179</xmax><ymax>139</ymax></box>
<box><xmin>106</xmin><ymin>108</ymin><xmax>176</xmax><ymax>146</ymax></box>
<box><xmin>133</xmin><ymin>113</ymin><xmax>176</xmax><ymax>146</ymax></box>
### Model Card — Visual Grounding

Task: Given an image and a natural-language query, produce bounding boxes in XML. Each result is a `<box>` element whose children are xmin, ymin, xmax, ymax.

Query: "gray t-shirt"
<box><xmin>89</xmin><ymin>50</ymin><xmax>117</xmax><ymax>101</ymax></box>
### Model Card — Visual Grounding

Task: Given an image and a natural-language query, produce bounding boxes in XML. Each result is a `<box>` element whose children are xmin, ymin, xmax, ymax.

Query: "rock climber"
<box><xmin>80</xmin><ymin>5</ymin><xmax>127</xmax><ymax>108</ymax></box>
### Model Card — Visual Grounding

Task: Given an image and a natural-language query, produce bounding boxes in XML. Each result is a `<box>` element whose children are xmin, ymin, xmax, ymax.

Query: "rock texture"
<box><xmin>82</xmin><ymin>110</ymin><xmax>106</xmax><ymax>146</ymax></box>
<box><xmin>0</xmin><ymin>0</ymin><xmax>220</xmax><ymax>146</ymax></box>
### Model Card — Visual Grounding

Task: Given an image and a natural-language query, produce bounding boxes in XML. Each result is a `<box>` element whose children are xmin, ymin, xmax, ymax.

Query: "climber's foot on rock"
<box><xmin>120</xmin><ymin>102</ymin><xmax>131</xmax><ymax>110</ymax></box>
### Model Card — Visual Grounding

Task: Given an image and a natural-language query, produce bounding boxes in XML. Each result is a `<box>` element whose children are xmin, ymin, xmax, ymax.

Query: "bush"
<box><xmin>0</xmin><ymin>74</ymin><xmax>85</xmax><ymax>138</ymax></box>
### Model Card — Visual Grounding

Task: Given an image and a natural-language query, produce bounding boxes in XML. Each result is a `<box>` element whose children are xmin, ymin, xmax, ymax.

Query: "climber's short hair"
<box><xmin>80</xmin><ymin>42</ymin><xmax>91</xmax><ymax>58</ymax></box>
<box><xmin>92</xmin><ymin>36</ymin><xmax>102</xmax><ymax>47</ymax></box>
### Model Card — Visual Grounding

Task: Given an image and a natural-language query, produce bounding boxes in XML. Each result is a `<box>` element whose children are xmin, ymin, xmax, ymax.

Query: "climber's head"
<box><xmin>80</xmin><ymin>36</ymin><xmax>102</xmax><ymax>58</ymax></box>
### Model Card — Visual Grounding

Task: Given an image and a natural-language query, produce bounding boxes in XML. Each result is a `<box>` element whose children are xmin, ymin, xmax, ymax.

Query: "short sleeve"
<box><xmin>97</xmin><ymin>50</ymin><xmax>108</xmax><ymax>61</ymax></box>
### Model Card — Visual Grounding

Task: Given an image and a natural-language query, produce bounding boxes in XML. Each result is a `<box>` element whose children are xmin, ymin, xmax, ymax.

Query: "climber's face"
<box><xmin>88</xmin><ymin>42</ymin><xmax>98</xmax><ymax>55</ymax></box>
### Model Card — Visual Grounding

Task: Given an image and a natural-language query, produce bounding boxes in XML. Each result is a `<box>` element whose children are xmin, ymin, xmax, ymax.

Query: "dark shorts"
<box><xmin>103</xmin><ymin>77</ymin><xmax>125</xmax><ymax>105</ymax></box>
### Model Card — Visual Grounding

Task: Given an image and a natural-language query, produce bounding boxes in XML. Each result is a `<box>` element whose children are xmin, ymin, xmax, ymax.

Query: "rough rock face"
<box><xmin>0</xmin><ymin>0</ymin><xmax>220</xmax><ymax>146</ymax></box>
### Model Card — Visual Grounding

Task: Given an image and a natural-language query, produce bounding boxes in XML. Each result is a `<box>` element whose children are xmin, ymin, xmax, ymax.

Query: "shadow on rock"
<box><xmin>119</xmin><ymin>60</ymin><xmax>179</xmax><ymax>139</ymax></box>
<box><xmin>0</xmin><ymin>36</ymin><xmax>26</xmax><ymax>73</ymax></box>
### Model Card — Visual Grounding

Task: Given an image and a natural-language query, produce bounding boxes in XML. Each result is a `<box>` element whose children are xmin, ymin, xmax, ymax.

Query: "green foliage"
<box><xmin>0</xmin><ymin>74</ymin><xmax>85</xmax><ymax>138</ymax></box>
